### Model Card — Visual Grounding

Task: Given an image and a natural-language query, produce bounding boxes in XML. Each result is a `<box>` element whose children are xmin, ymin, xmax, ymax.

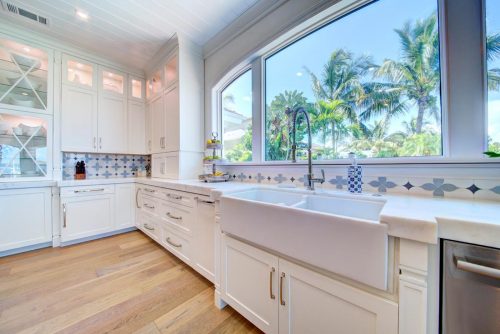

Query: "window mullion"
<box><xmin>251</xmin><ymin>57</ymin><xmax>262</xmax><ymax>163</ymax></box>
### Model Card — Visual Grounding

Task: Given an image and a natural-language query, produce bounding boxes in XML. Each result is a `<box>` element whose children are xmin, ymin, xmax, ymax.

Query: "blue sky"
<box><xmin>226</xmin><ymin>0</ymin><xmax>500</xmax><ymax>145</ymax></box>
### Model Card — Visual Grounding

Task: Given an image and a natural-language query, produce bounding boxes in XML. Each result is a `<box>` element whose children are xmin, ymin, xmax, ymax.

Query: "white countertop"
<box><xmin>4</xmin><ymin>177</ymin><xmax>500</xmax><ymax>248</ymax></box>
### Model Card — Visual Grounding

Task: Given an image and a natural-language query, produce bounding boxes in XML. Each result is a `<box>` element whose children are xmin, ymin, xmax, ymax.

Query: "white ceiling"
<box><xmin>0</xmin><ymin>0</ymin><xmax>260</xmax><ymax>70</ymax></box>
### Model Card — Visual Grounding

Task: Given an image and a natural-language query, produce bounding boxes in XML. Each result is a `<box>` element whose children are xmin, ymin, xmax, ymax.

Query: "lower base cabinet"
<box><xmin>221</xmin><ymin>235</ymin><xmax>398</xmax><ymax>334</ymax></box>
<box><xmin>61</xmin><ymin>193</ymin><xmax>115</xmax><ymax>242</ymax></box>
<box><xmin>0</xmin><ymin>187</ymin><xmax>52</xmax><ymax>253</ymax></box>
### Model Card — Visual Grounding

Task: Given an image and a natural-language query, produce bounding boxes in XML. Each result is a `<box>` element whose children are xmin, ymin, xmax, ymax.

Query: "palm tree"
<box><xmin>374</xmin><ymin>15</ymin><xmax>440</xmax><ymax>134</ymax></box>
<box><xmin>487</xmin><ymin>33</ymin><xmax>500</xmax><ymax>91</ymax></box>
<box><xmin>265</xmin><ymin>90</ymin><xmax>311</xmax><ymax>160</ymax></box>
<box><xmin>306</xmin><ymin>49</ymin><xmax>372</xmax><ymax>156</ymax></box>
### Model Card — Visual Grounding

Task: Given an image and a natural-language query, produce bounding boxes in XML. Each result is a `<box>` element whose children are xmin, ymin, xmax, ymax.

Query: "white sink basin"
<box><xmin>221</xmin><ymin>188</ymin><xmax>389</xmax><ymax>290</ymax></box>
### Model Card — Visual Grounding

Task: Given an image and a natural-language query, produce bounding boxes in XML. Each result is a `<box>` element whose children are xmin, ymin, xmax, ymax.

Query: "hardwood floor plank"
<box><xmin>0</xmin><ymin>231</ymin><xmax>259</xmax><ymax>334</ymax></box>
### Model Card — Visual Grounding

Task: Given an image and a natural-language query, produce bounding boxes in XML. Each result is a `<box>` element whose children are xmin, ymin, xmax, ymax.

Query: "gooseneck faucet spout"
<box><xmin>288</xmin><ymin>107</ymin><xmax>325</xmax><ymax>190</ymax></box>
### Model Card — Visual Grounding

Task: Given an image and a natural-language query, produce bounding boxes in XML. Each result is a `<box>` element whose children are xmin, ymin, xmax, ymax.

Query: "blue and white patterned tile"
<box><xmin>472</xmin><ymin>179</ymin><xmax>500</xmax><ymax>201</ymax></box>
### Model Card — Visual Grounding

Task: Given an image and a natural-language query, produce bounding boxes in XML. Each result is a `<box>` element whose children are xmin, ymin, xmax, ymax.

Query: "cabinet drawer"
<box><xmin>158</xmin><ymin>201</ymin><xmax>193</xmax><ymax>234</ymax></box>
<box><xmin>138</xmin><ymin>212</ymin><xmax>159</xmax><ymax>241</ymax></box>
<box><xmin>161</xmin><ymin>189</ymin><xmax>194</xmax><ymax>208</ymax></box>
<box><xmin>140</xmin><ymin>195</ymin><xmax>158</xmax><ymax>215</ymax></box>
<box><xmin>61</xmin><ymin>185</ymin><xmax>114</xmax><ymax>197</ymax></box>
<box><xmin>161</xmin><ymin>225</ymin><xmax>191</xmax><ymax>264</ymax></box>
<box><xmin>140</xmin><ymin>185</ymin><xmax>161</xmax><ymax>198</ymax></box>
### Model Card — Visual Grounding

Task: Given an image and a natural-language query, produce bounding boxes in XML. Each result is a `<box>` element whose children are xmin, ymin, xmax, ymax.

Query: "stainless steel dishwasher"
<box><xmin>441</xmin><ymin>240</ymin><xmax>500</xmax><ymax>333</ymax></box>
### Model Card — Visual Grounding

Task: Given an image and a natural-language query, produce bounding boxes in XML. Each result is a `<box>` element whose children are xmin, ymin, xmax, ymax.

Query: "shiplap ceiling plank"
<box><xmin>0</xmin><ymin>0</ymin><xmax>260</xmax><ymax>69</ymax></box>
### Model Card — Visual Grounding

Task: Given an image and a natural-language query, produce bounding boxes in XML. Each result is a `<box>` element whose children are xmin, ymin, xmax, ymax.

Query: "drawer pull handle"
<box><xmin>166</xmin><ymin>212</ymin><xmax>182</xmax><ymax>220</ymax></box>
<box><xmin>167</xmin><ymin>194</ymin><xmax>182</xmax><ymax>200</ymax></box>
<box><xmin>74</xmin><ymin>188</ymin><xmax>105</xmax><ymax>193</ymax></box>
<box><xmin>144</xmin><ymin>224</ymin><xmax>155</xmax><ymax>231</ymax></box>
<box><xmin>144</xmin><ymin>188</ymin><xmax>155</xmax><ymax>193</ymax></box>
<box><xmin>270</xmin><ymin>267</ymin><xmax>275</xmax><ymax>300</ymax></box>
<box><xmin>166</xmin><ymin>237</ymin><xmax>182</xmax><ymax>248</ymax></box>
<box><xmin>135</xmin><ymin>188</ymin><xmax>141</xmax><ymax>208</ymax></box>
<box><xmin>280</xmin><ymin>272</ymin><xmax>286</xmax><ymax>306</ymax></box>
<box><xmin>194</xmin><ymin>197</ymin><xmax>215</xmax><ymax>204</ymax></box>
<box><xmin>456</xmin><ymin>258</ymin><xmax>500</xmax><ymax>279</ymax></box>
<box><xmin>144</xmin><ymin>203</ymin><xmax>155</xmax><ymax>209</ymax></box>
<box><xmin>62</xmin><ymin>203</ymin><xmax>67</xmax><ymax>228</ymax></box>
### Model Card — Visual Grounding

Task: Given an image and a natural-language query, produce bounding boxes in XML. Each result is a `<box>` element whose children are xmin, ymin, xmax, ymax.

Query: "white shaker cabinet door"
<box><xmin>164</xmin><ymin>85</ymin><xmax>179</xmax><ymax>152</ymax></box>
<box><xmin>98</xmin><ymin>94</ymin><xmax>127</xmax><ymax>153</ymax></box>
<box><xmin>192</xmin><ymin>198</ymin><xmax>216</xmax><ymax>283</ymax></box>
<box><xmin>61</xmin><ymin>194</ymin><xmax>114</xmax><ymax>242</ymax></box>
<box><xmin>115</xmin><ymin>183</ymin><xmax>135</xmax><ymax>230</ymax></box>
<box><xmin>61</xmin><ymin>84</ymin><xmax>98</xmax><ymax>152</ymax></box>
<box><xmin>278</xmin><ymin>258</ymin><xmax>398</xmax><ymax>334</ymax></box>
<box><xmin>128</xmin><ymin>100</ymin><xmax>146</xmax><ymax>154</ymax></box>
<box><xmin>222</xmin><ymin>236</ymin><xmax>279</xmax><ymax>334</ymax></box>
<box><xmin>150</xmin><ymin>94</ymin><xmax>165</xmax><ymax>153</ymax></box>
<box><xmin>0</xmin><ymin>188</ymin><xmax>52</xmax><ymax>252</ymax></box>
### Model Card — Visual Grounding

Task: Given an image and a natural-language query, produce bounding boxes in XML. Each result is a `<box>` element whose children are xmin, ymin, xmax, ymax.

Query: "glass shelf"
<box><xmin>0</xmin><ymin>112</ymin><xmax>48</xmax><ymax>178</ymax></box>
<box><xmin>0</xmin><ymin>39</ymin><xmax>48</xmax><ymax>111</ymax></box>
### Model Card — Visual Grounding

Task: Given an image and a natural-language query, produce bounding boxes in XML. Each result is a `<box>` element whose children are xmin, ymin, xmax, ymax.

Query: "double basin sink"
<box><xmin>220</xmin><ymin>188</ymin><xmax>389</xmax><ymax>290</ymax></box>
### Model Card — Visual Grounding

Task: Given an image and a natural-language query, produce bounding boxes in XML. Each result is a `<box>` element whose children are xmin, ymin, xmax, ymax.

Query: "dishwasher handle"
<box><xmin>456</xmin><ymin>258</ymin><xmax>500</xmax><ymax>280</ymax></box>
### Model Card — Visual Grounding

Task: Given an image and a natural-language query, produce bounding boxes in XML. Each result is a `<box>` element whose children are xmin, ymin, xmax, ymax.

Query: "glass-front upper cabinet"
<box><xmin>164</xmin><ymin>54</ymin><xmax>178</xmax><ymax>88</ymax></box>
<box><xmin>146</xmin><ymin>69</ymin><xmax>163</xmax><ymax>100</ymax></box>
<box><xmin>129</xmin><ymin>76</ymin><xmax>145</xmax><ymax>101</ymax></box>
<box><xmin>62</xmin><ymin>54</ymin><xmax>96</xmax><ymax>90</ymax></box>
<box><xmin>0</xmin><ymin>112</ymin><xmax>51</xmax><ymax>179</ymax></box>
<box><xmin>0</xmin><ymin>38</ymin><xmax>49</xmax><ymax>112</ymax></box>
<box><xmin>100</xmin><ymin>67</ymin><xmax>125</xmax><ymax>96</ymax></box>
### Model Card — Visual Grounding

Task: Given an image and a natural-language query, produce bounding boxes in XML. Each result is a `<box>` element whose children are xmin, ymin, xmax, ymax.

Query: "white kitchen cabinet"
<box><xmin>62</xmin><ymin>54</ymin><xmax>96</xmax><ymax>90</ymax></box>
<box><xmin>150</xmin><ymin>94</ymin><xmax>165</xmax><ymax>153</ymax></box>
<box><xmin>60</xmin><ymin>186</ymin><xmax>115</xmax><ymax>242</ymax></box>
<box><xmin>221</xmin><ymin>235</ymin><xmax>398</xmax><ymax>334</ymax></box>
<box><xmin>222</xmin><ymin>236</ymin><xmax>279</xmax><ymax>333</ymax></box>
<box><xmin>61</xmin><ymin>84</ymin><xmax>98</xmax><ymax>152</ymax></box>
<box><xmin>128</xmin><ymin>100</ymin><xmax>146</xmax><ymax>154</ymax></box>
<box><xmin>98</xmin><ymin>93</ymin><xmax>127</xmax><ymax>153</ymax></box>
<box><xmin>164</xmin><ymin>85</ymin><xmax>180</xmax><ymax>152</ymax></box>
<box><xmin>192</xmin><ymin>196</ymin><xmax>216</xmax><ymax>283</ymax></box>
<box><xmin>115</xmin><ymin>183</ymin><xmax>135</xmax><ymax>230</ymax></box>
<box><xmin>0</xmin><ymin>187</ymin><xmax>52</xmax><ymax>253</ymax></box>
<box><xmin>278</xmin><ymin>258</ymin><xmax>398</xmax><ymax>334</ymax></box>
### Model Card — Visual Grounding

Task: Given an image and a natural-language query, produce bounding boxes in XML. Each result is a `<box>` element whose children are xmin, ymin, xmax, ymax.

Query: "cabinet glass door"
<box><xmin>66</xmin><ymin>58</ymin><xmax>94</xmax><ymax>89</ymax></box>
<box><xmin>146</xmin><ymin>70</ymin><xmax>162</xmax><ymax>99</ymax></box>
<box><xmin>102</xmin><ymin>69</ymin><xmax>124</xmax><ymax>95</ymax></box>
<box><xmin>0</xmin><ymin>38</ymin><xmax>48</xmax><ymax>111</ymax></box>
<box><xmin>0</xmin><ymin>112</ymin><xmax>49</xmax><ymax>178</ymax></box>
<box><xmin>129</xmin><ymin>77</ymin><xmax>144</xmax><ymax>100</ymax></box>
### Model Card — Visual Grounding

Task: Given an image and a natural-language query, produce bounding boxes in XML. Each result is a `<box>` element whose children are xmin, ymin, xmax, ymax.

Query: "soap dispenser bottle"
<box><xmin>347</xmin><ymin>152</ymin><xmax>362</xmax><ymax>193</ymax></box>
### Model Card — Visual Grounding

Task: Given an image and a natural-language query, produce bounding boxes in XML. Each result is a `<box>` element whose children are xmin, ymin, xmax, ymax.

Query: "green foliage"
<box><xmin>225</xmin><ymin>125</ymin><xmax>252</xmax><ymax>162</ymax></box>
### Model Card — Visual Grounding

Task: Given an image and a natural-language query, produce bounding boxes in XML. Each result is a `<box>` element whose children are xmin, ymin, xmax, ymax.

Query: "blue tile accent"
<box><xmin>421</xmin><ymin>178</ymin><xmax>458</xmax><ymax>197</ymax></box>
<box><xmin>273</xmin><ymin>174</ymin><xmax>287</xmax><ymax>183</ymax></box>
<box><xmin>255</xmin><ymin>173</ymin><xmax>265</xmax><ymax>183</ymax></box>
<box><xmin>329</xmin><ymin>175</ymin><xmax>348</xmax><ymax>189</ymax></box>
<box><xmin>490</xmin><ymin>186</ymin><xmax>500</xmax><ymax>195</ymax></box>
<box><xmin>237</xmin><ymin>173</ymin><xmax>247</xmax><ymax>181</ymax></box>
<box><xmin>368</xmin><ymin>176</ymin><xmax>397</xmax><ymax>193</ymax></box>
<box><xmin>62</xmin><ymin>152</ymin><xmax>149</xmax><ymax>180</ymax></box>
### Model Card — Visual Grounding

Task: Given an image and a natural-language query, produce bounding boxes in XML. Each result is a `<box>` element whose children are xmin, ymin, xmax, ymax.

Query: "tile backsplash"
<box><xmin>220</xmin><ymin>164</ymin><xmax>500</xmax><ymax>201</ymax></box>
<box><xmin>62</xmin><ymin>152</ymin><xmax>150</xmax><ymax>180</ymax></box>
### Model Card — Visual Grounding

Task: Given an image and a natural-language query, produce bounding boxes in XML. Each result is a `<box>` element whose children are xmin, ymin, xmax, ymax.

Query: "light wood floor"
<box><xmin>0</xmin><ymin>231</ymin><xmax>261</xmax><ymax>334</ymax></box>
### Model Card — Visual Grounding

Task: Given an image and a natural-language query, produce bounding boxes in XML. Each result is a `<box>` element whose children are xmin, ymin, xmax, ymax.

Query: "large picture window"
<box><xmin>265</xmin><ymin>0</ymin><xmax>442</xmax><ymax>161</ymax></box>
<box><xmin>486</xmin><ymin>0</ymin><xmax>500</xmax><ymax>153</ymax></box>
<box><xmin>221</xmin><ymin>70</ymin><xmax>253</xmax><ymax>162</ymax></box>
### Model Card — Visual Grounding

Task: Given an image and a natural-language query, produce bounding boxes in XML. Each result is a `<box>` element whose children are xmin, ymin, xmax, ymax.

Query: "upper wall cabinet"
<box><xmin>0</xmin><ymin>37</ymin><xmax>52</xmax><ymax>113</ymax></box>
<box><xmin>61</xmin><ymin>54</ymin><xmax>145</xmax><ymax>154</ymax></box>
<box><xmin>62</xmin><ymin>54</ymin><xmax>96</xmax><ymax>90</ymax></box>
<box><xmin>129</xmin><ymin>76</ymin><xmax>145</xmax><ymax>101</ymax></box>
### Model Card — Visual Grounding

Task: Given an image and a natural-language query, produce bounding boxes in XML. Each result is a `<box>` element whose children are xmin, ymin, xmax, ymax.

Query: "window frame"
<box><xmin>215</xmin><ymin>0</ymin><xmax>494</xmax><ymax>166</ymax></box>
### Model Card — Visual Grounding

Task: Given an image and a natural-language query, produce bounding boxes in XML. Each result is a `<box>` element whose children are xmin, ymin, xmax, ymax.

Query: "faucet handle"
<box><xmin>320</xmin><ymin>169</ymin><xmax>325</xmax><ymax>183</ymax></box>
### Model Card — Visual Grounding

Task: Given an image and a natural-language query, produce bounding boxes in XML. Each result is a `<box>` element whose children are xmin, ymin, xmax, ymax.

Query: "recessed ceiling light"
<box><xmin>23</xmin><ymin>47</ymin><xmax>30</xmax><ymax>53</ymax></box>
<box><xmin>21</xmin><ymin>92</ymin><xmax>29</xmax><ymax>96</ymax></box>
<box><xmin>108</xmin><ymin>73</ymin><xmax>113</xmax><ymax>77</ymax></box>
<box><xmin>75</xmin><ymin>9</ymin><xmax>89</xmax><ymax>21</ymax></box>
